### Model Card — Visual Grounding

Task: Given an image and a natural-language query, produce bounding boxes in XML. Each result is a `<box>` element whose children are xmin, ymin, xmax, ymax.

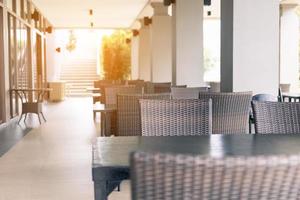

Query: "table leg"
<box><xmin>94</xmin><ymin>181</ymin><xmax>108</xmax><ymax>200</ymax></box>
<box><xmin>101</xmin><ymin>113</ymin><xmax>106</xmax><ymax>137</ymax></box>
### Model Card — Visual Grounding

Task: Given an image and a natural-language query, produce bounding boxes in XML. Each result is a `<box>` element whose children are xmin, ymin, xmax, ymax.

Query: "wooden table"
<box><xmin>87</xmin><ymin>87</ymin><xmax>102</xmax><ymax>104</ymax></box>
<box><xmin>11</xmin><ymin>88</ymin><xmax>52</xmax><ymax>124</ymax></box>
<box><xmin>282</xmin><ymin>93</ymin><xmax>300</xmax><ymax>102</ymax></box>
<box><xmin>93</xmin><ymin>104</ymin><xmax>116</xmax><ymax>136</ymax></box>
<box><xmin>86</xmin><ymin>87</ymin><xmax>101</xmax><ymax>93</ymax></box>
<box><xmin>92</xmin><ymin>134</ymin><xmax>300</xmax><ymax>200</ymax></box>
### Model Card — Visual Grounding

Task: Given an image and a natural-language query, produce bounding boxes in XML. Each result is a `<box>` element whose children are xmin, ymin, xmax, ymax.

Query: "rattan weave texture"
<box><xmin>140</xmin><ymin>99</ymin><xmax>212</xmax><ymax>136</ymax></box>
<box><xmin>117</xmin><ymin>93</ymin><xmax>171</xmax><ymax>136</ymax></box>
<box><xmin>252</xmin><ymin>101</ymin><xmax>300</xmax><ymax>134</ymax></box>
<box><xmin>199</xmin><ymin>92</ymin><xmax>252</xmax><ymax>134</ymax></box>
<box><xmin>131</xmin><ymin>152</ymin><xmax>300</xmax><ymax>200</ymax></box>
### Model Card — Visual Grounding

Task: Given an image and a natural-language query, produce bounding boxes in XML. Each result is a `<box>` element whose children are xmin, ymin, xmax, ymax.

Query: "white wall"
<box><xmin>221</xmin><ymin>0</ymin><xmax>280</xmax><ymax>95</ymax></box>
<box><xmin>174</xmin><ymin>0</ymin><xmax>204</xmax><ymax>87</ymax></box>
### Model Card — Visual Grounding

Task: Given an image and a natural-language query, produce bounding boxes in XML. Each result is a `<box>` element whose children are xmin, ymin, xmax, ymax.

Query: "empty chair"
<box><xmin>171</xmin><ymin>87</ymin><xmax>209</xmax><ymax>99</ymax></box>
<box><xmin>117</xmin><ymin>93</ymin><xmax>171</xmax><ymax>136</ymax></box>
<box><xmin>252</xmin><ymin>101</ymin><xmax>300</xmax><ymax>134</ymax></box>
<box><xmin>140</xmin><ymin>99</ymin><xmax>212</xmax><ymax>136</ymax></box>
<box><xmin>131</xmin><ymin>152</ymin><xmax>300</xmax><ymax>200</ymax></box>
<box><xmin>102</xmin><ymin>85</ymin><xmax>142</xmax><ymax>135</ymax></box>
<box><xmin>249</xmin><ymin>94</ymin><xmax>278</xmax><ymax>133</ymax></box>
<box><xmin>252</xmin><ymin>93</ymin><xmax>278</xmax><ymax>102</ymax></box>
<box><xmin>199</xmin><ymin>92</ymin><xmax>252</xmax><ymax>134</ymax></box>
<box><xmin>103</xmin><ymin>85</ymin><xmax>142</xmax><ymax>106</ymax></box>
<box><xmin>153</xmin><ymin>82</ymin><xmax>172</xmax><ymax>93</ymax></box>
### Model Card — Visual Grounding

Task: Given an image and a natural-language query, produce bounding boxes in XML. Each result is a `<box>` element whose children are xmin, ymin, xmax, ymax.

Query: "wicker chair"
<box><xmin>116</xmin><ymin>93</ymin><xmax>171</xmax><ymax>136</ymax></box>
<box><xmin>131</xmin><ymin>152</ymin><xmax>300</xmax><ymax>200</ymax></box>
<box><xmin>171</xmin><ymin>87</ymin><xmax>209</xmax><ymax>99</ymax></box>
<box><xmin>140</xmin><ymin>99</ymin><xmax>212</xmax><ymax>136</ymax></box>
<box><xmin>144</xmin><ymin>82</ymin><xmax>155</xmax><ymax>94</ymax></box>
<box><xmin>249</xmin><ymin>94</ymin><xmax>278</xmax><ymax>133</ymax></box>
<box><xmin>153</xmin><ymin>82</ymin><xmax>172</xmax><ymax>93</ymax></box>
<box><xmin>102</xmin><ymin>85</ymin><xmax>142</xmax><ymax>135</ymax></box>
<box><xmin>103</xmin><ymin>85</ymin><xmax>142</xmax><ymax>106</ymax></box>
<box><xmin>252</xmin><ymin>101</ymin><xmax>300</xmax><ymax>134</ymax></box>
<box><xmin>199</xmin><ymin>92</ymin><xmax>252</xmax><ymax>134</ymax></box>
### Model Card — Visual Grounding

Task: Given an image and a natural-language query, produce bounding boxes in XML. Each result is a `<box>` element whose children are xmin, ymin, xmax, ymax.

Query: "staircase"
<box><xmin>60</xmin><ymin>59</ymin><xmax>99</xmax><ymax>96</ymax></box>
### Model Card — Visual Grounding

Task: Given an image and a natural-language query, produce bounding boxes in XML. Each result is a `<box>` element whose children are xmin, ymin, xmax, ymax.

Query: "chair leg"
<box><xmin>24</xmin><ymin>113</ymin><xmax>28</xmax><ymax>122</ymax></box>
<box><xmin>37</xmin><ymin>114</ymin><xmax>42</xmax><ymax>124</ymax></box>
<box><xmin>249</xmin><ymin>120</ymin><xmax>251</xmax><ymax>134</ymax></box>
<box><xmin>40</xmin><ymin>112</ymin><xmax>47</xmax><ymax>122</ymax></box>
<box><xmin>18</xmin><ymin>114</ymin><xmax>23</xmax><ymax>125</ymax></box>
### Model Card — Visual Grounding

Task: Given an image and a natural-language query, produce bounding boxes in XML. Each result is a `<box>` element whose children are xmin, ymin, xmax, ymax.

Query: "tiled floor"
<box><xmin>0</xmin><ymin>97</ymin><xmax>130</xmax><ymax>200</ymax></box>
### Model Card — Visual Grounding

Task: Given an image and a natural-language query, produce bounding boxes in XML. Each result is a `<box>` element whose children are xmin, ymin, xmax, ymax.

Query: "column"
<box><xmin>171</xmin><ymin>0</ymin><xmax>205</xmax><ymax>87</ymax></box>
<box><xmin>280</xmin><ymin>0</ymin><xmax>300</xmax><ymax>92</ymax></box>
<box><xmin>151</xmin><ymin>2</ymin><xmax>172</xmax><ymax>83</ymax></box>
<box><xmin>131</xmin><ymin>29</ymin><xmax>139</xmax><ymax>80</ymax></box>
<box><xmin>138</xmin><ymin>18</ymin><xmax>152</xmax><ymax>81</ymax></box>
<box><xmin>46</xmin><ymin>31</ymin><xmax>62</xmax><ymax>81</ymax></box>
<box><xmin>221</xmin><ymin>0</ymin><xmax>280</xmax><ymax>95</ymax></box>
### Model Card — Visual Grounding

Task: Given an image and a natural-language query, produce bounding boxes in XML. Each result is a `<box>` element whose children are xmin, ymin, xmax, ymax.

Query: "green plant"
<box><xmin>101</xmin><ymin>30</ymin><xmax>131</xmax><ymax>80</ymax></box>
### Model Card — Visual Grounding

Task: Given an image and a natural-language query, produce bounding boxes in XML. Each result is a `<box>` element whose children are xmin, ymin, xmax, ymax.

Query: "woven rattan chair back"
<box><xmin>117</xmin><ymin>93</ymin><xmax>171</xmax><ymax>136</ymax></box>
<box><xmin>199</xmin><ymin>91</ymin><xmax>252</xmax><ymax>134</ymax></box>
<box><xmin>131</xmin><ymin>152</ymin><xmax>300</xmax><ymax>200</ymax></box>
<box><xmin>171</xmin><ymin>87</ymin><xmax>209</xmax><ymax>99</ymax></box>
<box><xmin>140</xmin><ymin>99</ymin><xmax>212</xmax><ymax>136</ymax></box>
<box><xmin>103</xmin><ymin>85</ymin><xmax>142</xmax><ymax>106</ymax></box>
<box><xmin>252</xmin><ymin>101</ymin><xmax>300</xmax><ymax>134</ymax></box>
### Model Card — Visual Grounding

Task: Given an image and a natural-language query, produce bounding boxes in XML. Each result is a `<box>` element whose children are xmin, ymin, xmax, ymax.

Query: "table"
<box><xmin>87</xmin><ymin>87</ymin><xmax>102</xmax><ymax>104</ymax></box>
<box><xmin>92</xmin><ymin>134</ymin><xmax>300</xmax><ymax>200</ymax></box>
<box><xmin>93</xmin><ymin>104</ymin><xmax>116</xmax><ymax>136</ymax></box>
<box><xmin>282</xmin><ymin>93</ymin><xmax>300</xmax><ymax>102</ymax></box>
<box><xmin>86</xmin><ymin>87</ymin><xmax>101</xmax><ymax>93</ymax></box>
<box><xmin>11</xmin><ymin>88</ymin><xmax>52</xmax><ymax>124</ymax></box>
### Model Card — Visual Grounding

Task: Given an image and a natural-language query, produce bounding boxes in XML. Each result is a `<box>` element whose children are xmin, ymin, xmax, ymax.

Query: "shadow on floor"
<box><xmin>0</xmin><ymin>118</ymin><xmax>32</xmax><ymax>157</ymax></box>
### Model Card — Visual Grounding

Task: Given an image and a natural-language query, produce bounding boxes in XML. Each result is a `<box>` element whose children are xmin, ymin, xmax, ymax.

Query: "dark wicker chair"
<box><xmin>199</xmin><ymin>92</ymin><xmax>252</xmax><ymax>134</ymax></box>
<box><xmin>116</xmin><ymin>93</ymin><xmax>171</xmax><ymax>136</ymax></box>
<box><xmin>249</xmin><ymin>94</ymin><xmax>278</xmax><ymax>133</ymax></box>
<box><xmin>140</xmin><ymin>99</ymin><xmax>212</xmax><ymax>136</ymax></box>
<box><xmin>131</xmin><ymin>152</ymin><xmax>300</xmax><ymax>200</ymax></box>
<box><xmin>171</xmin><ymin>87</ymin><xmax>209</xmax><ymax>99</ymax></box>
<box><xmin>252</xmin><ymin>101</ymin><xmax>300</xmax><ymax>134</ymax></box>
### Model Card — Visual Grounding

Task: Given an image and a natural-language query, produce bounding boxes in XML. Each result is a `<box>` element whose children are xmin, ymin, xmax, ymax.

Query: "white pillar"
<box><xmin>138</xmin><ymin>19</ymin><xmax>152</xmax><ymax>81</ymax></box>
<box><xmin>46</xmin><ymin>31</ymin><xmax>62</xmax><ymax>81</ymax></box>
<box><xmin>131</xmin><ymin>30</ymin><xmax>139</xmax><ymax>80</ymax></box>
<box><xmin>151</xmin><ymin>2</ymin><xmax>172</xmax><ymax>83</ymax></box>
<box><xmin>172</xmin><ymin>0</ymin><xmax>204</xmax><ymax>87</ymax></box>
<box><xmin>221</xmin><ymin>0</ymin><xmax>280</xmax><ymax>95</ymax></box>
<box><xmin>280</xmin><ymin>0</ymin><xmax>300</xmax><ymax>92</ymax></box>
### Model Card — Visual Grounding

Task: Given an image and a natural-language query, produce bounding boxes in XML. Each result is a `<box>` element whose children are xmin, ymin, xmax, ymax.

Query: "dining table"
<box><xmin>92</xmin><ymin>134</ymin><xmax>300</xmax><ymax>200</ymax></box>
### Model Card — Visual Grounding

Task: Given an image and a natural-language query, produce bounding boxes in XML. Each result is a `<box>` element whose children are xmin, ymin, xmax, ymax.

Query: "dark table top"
<box><xmin>92</xmin><ymin>134</ymin><xmax>300</xmax><ymax>170</ymax></box>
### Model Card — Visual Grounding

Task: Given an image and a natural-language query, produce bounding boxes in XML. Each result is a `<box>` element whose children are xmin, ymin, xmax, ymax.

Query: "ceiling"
<box><xmin>32</xmin><ymin>0</ymin><xmax>151</xmax><ymax>28</ymax></box>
